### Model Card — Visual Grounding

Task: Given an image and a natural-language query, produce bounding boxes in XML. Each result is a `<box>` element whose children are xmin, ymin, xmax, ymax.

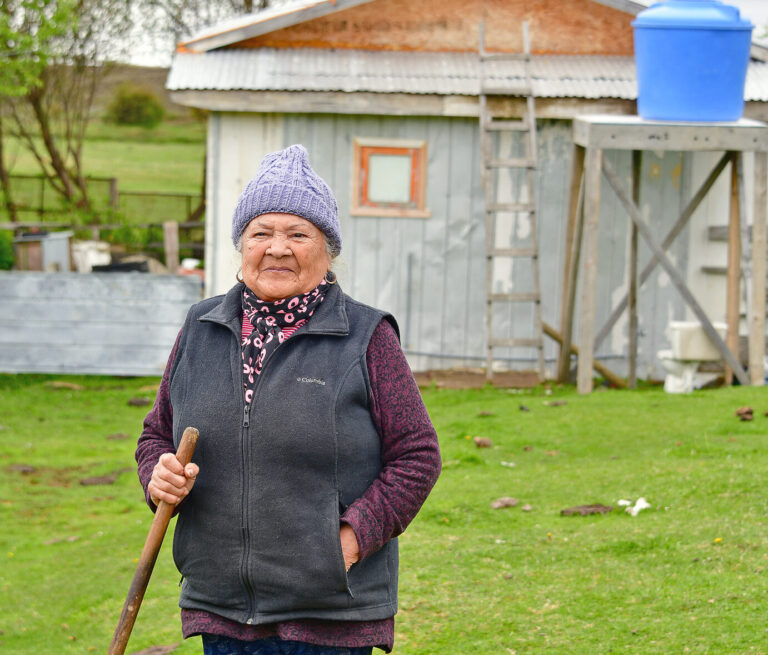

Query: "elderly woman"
<box><xmin>135</xmin><ymin>144</ymin><xmax>441</xmax><ymax>655</ymax></box>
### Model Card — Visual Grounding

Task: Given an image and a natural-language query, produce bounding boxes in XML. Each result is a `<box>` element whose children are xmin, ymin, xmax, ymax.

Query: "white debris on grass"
<box><xmin>623</xmin><ymin>497</ymin><xmax>651</xmax><ymax>517</ymax></box>
<box><xmin>500</xmin><ymin>461</ymin><xmax>516</xmax><ymax>468</ymax></box>
<box><xmin>617</xmin><ymin>499</ymin><xmax>632</xmax><ymax>507</ymax></box>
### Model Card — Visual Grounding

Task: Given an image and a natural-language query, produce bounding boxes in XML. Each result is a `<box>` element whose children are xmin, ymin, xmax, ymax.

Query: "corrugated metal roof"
<box><xmin>167</xmin><ymin>48</ymin><xmax>768</xmax><ymax>101</ymax></box>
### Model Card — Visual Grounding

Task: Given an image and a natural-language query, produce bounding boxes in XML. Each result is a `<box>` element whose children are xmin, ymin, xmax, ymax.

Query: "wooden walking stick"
<box><xmin>108</xmin><ymin>426</ymin><xmax>199</xmax><ymax>655</ymax></box>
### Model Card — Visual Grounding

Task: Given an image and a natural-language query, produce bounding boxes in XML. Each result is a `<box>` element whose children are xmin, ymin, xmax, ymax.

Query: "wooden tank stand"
<box><xmin>556</xmin><ymin>115</ymin><xmax>768</xmax><ymax>393</ymax></box>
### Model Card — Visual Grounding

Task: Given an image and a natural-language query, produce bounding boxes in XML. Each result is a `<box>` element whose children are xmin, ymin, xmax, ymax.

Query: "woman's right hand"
<box><xmin>148</xmin><ymin>452</ymin><xmax>199</xmax><ymax>506</ymax></box>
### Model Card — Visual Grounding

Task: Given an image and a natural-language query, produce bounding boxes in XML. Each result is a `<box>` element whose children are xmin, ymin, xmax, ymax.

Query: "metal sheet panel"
<box><xmin>0</xmin><ymin>272</ymin><xmax>202</xmax><ymax>376</ymax></box>
<box><xmin>168</xmin><ymin>49</ymin><xmax>768</xmax><ymax>102</ymax></box>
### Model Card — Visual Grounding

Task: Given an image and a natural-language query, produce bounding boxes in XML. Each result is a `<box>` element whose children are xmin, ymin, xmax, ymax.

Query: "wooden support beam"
<box><xmin>725</xmin><ymin>153</ymin><xmax>742</xmax><ymax>385</ymax></box>
<box><xmin>602</xmin><ymin>157</ymin><xmax>750</xmax><ymax>386</ymax></box>
<box><xmin>577</xmin><ymin>147</ymin><xmax>603</xmax><ymax>394</ymax></box>
<box><xmin>628</xmin><ymin>150</ymin><xmax>641</xmax><ymax>389</ymax></box>
<box><xmin>594</xmin><ymin>152</ymin><xmax>732</xmax><ymax>351</ymax></box>
<box><xmin>543</xmin><ymin>322</ymin><xmax>626</xmax><ymax>389</ymax></box>
<box><xmin>557</xmin><ymin>144</ymin><xmax>585</xmax><ymax>383</ymax></box>
<box><xmin>750</xmin><ymin>152</ymin><xmax>768</xmax><ymax>384</ymax></box>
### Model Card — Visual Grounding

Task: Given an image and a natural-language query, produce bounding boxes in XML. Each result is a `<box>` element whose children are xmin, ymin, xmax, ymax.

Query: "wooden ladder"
<box><xmin>478</xmin><ymin>21</ymin><xmax>545</xmax><ymax>383</ymax></box>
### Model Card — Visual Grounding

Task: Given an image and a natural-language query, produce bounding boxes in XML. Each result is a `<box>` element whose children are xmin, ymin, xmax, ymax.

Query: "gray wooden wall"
<box><xmin>285</xmin><ymin>115</ymin><xmax>705</xmax><ymax>378</ymax></box>
<box><xmin>0</xmin><ymin>272</ymin><xmax>202</xmax><ymax>376</ymax></box>
<box><xmin>208</xmin><ymin>113</ymin><xmax>736</xmax><ymax>379</ymax></box>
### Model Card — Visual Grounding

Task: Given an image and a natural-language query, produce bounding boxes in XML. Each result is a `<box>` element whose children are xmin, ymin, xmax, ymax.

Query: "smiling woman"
<box><xmin>134</xmin><ymin>144</ymin><xmax>441</xmax><ymax>655</ymax></box>
<box><xmin>239</xmin><ymin>213</ymin><xmax>331</xmax><ymax>302</ymax></box>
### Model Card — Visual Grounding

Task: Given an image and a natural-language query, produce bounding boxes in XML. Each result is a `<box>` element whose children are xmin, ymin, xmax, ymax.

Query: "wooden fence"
<box><xmin>0</xmin><ymin>174</ymin><xmax>205</xmax><ymax>268</ymax></box>
<box><xmin>0</xmin><ymin>174</ymin><xmax>203</xmax><ymax>224</ymax></box>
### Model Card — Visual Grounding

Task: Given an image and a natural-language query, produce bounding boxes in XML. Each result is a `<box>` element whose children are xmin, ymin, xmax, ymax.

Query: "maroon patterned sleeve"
<box><xmin>341</xmin><ymin>319</ymin><xmax>442</xmax><ymax>560</ymax></box>
<box><xmin>135</xmin><ymin>329</ymin><xmax>183</xmax><ymax>510</ymax></box>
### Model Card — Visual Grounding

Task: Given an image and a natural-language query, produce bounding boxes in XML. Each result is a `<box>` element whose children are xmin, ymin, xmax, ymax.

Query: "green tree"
<box><xmin>2</xmin><ymin>0</ymin><xmax>133</xmax><ymax>215</ymax></box>
<box><xmin>0</xmin><ymin>0</ymin><xmax>72</xmax><ymax>221</ymax></box>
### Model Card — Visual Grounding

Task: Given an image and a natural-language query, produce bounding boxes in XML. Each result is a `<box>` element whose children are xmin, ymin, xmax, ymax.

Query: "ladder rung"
<box><xmin>487</xmin><ymin>158</ymin><xmax>537</xmax><ymax>169</ymax></box>
<box><xmin>484</xmin><ymin>120</ymin><xmax>530</xmax><ymax>131</ymax></box>
<box><xmin>488</xmin><ymin>247</ymin><xmax>537</xmax><ymax>257</ymax></box>
<box><xmin>489</xmin><ymin>292</ymin><xmax>540</xmax><ymax>303</ymax></box>
<box><xmin>489</xmin><ymin>337</ymin><xmax>542</xmax><ymax>348</ymax></box>
<box><xmin>480</xmin><ymin>52</ymin><xmax>530</xmax><ymax>62</ymax></box>
<box><xmin>487</xmin><ymin>202</ymin><xmax>536</xmax><ymax>213</ymax></box>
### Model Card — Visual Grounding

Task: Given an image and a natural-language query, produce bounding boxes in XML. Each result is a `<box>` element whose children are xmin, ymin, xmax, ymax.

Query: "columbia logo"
<box><xmin>297</xmin><ymin>376</ymin><xmax>326</xmax><ymax>386</ymax></box>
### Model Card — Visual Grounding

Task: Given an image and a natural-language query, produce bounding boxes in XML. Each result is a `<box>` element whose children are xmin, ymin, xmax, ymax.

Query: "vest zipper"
<box><xmin>240</xmin><ymin>400</ymin><xmax>255</xmax><ymax>621</ymax></box>
<box><xmin>238</xmin><ymin>333</ymin><xmax>310</xmax><ymax>622</ymax></box>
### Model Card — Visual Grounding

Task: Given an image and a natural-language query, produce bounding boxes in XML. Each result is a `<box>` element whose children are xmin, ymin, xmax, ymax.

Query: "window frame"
<box><xmin>351</xmin><ymin>137</ymin><xmax>430</xmax><ymax>218</ymax></box>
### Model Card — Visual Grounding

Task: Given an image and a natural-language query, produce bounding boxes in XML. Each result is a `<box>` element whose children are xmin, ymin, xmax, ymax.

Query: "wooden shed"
<box><xmin>167</xmin><ymin>0</ymin><xmax>768</xmax><ymax>379</ymax></box>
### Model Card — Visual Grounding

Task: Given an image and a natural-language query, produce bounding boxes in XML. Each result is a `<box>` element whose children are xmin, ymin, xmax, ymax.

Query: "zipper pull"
<box><xmin>243</xmin><ymin>404</ymin><xmax>250</xmax><ymax>428</ymax></box>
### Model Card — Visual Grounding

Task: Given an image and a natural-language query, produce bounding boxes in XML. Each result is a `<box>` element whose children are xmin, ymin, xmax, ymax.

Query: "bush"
<box><xmin>0</xmin><ymin>231</ymin><xmax>14</xmax><ymax>270</ymax></box>
<box><xmin>107</xmin><ymin>84</ymin><xmax>165</xmax><ymax>128</ymax></box>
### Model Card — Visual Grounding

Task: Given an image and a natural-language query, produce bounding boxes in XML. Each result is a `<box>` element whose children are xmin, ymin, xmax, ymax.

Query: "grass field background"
<box><xmin>2</xmin><ymin>375</ymin><xmax>768</xmax><ymax>654</ymax></box>
<box><xmin>5</xmin><ymin>121</ymin><xmax>205</xmax><ymax>195</ymax></box>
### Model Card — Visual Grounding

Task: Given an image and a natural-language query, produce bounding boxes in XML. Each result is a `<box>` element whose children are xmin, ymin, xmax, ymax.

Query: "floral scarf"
<box><xmin>240</xmin><ymin>281</ymin><xmax>327</xmax><ymax>405</ymax></box>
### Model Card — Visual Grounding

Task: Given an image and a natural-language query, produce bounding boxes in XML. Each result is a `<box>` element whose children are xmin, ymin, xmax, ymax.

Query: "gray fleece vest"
<box><xmin>168</xmin><ymin>282</ymin><xmax>399</xmax><ymax>625</ymax></box>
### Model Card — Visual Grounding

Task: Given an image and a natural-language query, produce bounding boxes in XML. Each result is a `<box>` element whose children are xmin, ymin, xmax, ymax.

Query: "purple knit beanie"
<box><xmin>231</xmin><ymin>144</ymin><xmax>341</xmax><ymax>256</ymax></box>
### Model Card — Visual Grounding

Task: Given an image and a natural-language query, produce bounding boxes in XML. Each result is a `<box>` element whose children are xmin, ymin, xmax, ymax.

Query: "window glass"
<box><xmin>368</xmin><ymin>154</ymin><xmax>412</xmax><ymax>204</ymax></box>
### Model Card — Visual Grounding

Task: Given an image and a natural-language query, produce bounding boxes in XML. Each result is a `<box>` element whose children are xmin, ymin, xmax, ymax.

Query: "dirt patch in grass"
<box><xmin>414</xmin><ymin>368</ymin><xmax>539</xmax><ymax>389</ymax></box>
<box><xmin>5</xmin><ymin>464</ymin><xmax>133</xmax><ymax>488</ymax></box>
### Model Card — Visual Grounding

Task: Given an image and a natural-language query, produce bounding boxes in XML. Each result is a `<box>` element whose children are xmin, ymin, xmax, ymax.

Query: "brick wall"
<box><xmin>234</xmin><ymin>0</ymin><xmax>634</xmax><ymax>55</ymax></box>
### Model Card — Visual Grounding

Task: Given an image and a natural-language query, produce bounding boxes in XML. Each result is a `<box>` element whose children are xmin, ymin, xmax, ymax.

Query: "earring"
<box><xmin>326</xmin><ymin>270</ymin><xmax>337</xmax><ymax>284</ymax></box>
<box><xmin>236</xmin><ymin>268</ymin><xmax>244</xmax><ymax>283</ymax></box>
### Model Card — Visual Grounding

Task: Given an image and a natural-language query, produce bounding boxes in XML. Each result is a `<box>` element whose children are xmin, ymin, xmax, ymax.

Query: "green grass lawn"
<box><xmin>2</xmin><ymin>376</ymin><xmax>768</xmax><ymax>654</ymax></box>
<box><xmin>4</xmin><ymin>120</ymin><xmax>206</xmax><ymax>195</ymax></box>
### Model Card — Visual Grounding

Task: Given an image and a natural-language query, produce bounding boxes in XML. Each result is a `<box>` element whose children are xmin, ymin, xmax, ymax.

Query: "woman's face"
<box><xmin>240</xmin><ymin>213</ymin><xmax>331</xmax><ymax>301</ymax></box>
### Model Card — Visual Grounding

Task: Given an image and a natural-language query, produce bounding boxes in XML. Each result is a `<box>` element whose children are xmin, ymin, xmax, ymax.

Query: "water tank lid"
<box><xmin>632</xmin><ymin>0</ymin><xmax>754</xmax><ymax>31</ymax></box>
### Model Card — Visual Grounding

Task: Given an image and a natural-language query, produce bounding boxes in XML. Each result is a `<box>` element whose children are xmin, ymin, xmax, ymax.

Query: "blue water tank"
<box><xmin>632</xmin><ymin>0</ymin><xmax>753</xmax><ymax>121</ymax></box>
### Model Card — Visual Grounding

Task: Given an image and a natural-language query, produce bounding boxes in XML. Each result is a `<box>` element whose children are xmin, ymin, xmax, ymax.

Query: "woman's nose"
<box><xmin>266</xmin><ymin>234</ymin><xmax>292</xmax><ymax>257</ymax></box>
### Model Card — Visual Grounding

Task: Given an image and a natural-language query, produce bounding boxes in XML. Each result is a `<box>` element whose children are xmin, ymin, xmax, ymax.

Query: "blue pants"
<box><xmin>201</xmin><ymin>634</ymin><xmax>373</xmax><ymax>655</ymax></box>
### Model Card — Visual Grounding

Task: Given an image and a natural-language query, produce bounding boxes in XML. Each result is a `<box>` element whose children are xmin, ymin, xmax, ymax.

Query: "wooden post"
<box><xmin>39</xmin><ymin>176</ymin><xmax>45</xmax><ymax>218</ymax></box>
<box><xmin>163</xmin><ymin>221</ymin><xmax>180</xmax><ymax>273</ymax></box>
<box><xmin>725</xmin><ymin>153</ymin><xmax>741</xmax><ymax>385</ymax></box>
<box><xmin>109</xmin><ymin>177</ymin><xmax>119</xmax><ymax>211</ymax></box>
<box><xmin>750</xmin><ymin>151</ymin><xmax>768</xmax><ymax>385</ymax></box>
<box><xmin>577</xmin><ymin>147</ymin><xmax>603</xmax><ymax>393</ymax></box>
<box><xmin>557</xmin><ymin>144</ymin><xmax>585</xmax><ymax>382</ymax></box>
<box><xmin>543</xmin><ymin>322</ymin><xmax>626</xmax><ymax>389</ymax></box>
<box><xmin>628</xmin><ymin>150</ymin><xmax>641</xmax><ymax>389</ymax></box>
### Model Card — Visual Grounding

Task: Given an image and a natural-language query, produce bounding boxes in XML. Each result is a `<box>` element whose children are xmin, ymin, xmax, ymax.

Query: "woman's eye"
<box><xmin>292</xmin><ymin>232</ymin><xmax>307</xmax><ymax>239</ymax></box>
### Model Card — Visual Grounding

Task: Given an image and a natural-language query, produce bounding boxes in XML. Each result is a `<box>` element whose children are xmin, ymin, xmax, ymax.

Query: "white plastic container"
<box><xmin>669</xmin><ymin>320</ymin><xmax>727</xmax><ymax>361</ymax></box>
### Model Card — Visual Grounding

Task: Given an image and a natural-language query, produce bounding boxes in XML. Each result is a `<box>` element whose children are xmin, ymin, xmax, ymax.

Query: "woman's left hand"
<box><xmin>339</xmin><ymin>524</ymin><xmax>360</xmax><ymax>571</ymax></box>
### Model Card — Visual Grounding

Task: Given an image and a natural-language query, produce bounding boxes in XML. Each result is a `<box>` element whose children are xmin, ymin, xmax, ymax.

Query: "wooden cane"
<box><xmin>108</xmin><ymin>426</ymin><xmax>199</xmax><ymax>655</ymax></box>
